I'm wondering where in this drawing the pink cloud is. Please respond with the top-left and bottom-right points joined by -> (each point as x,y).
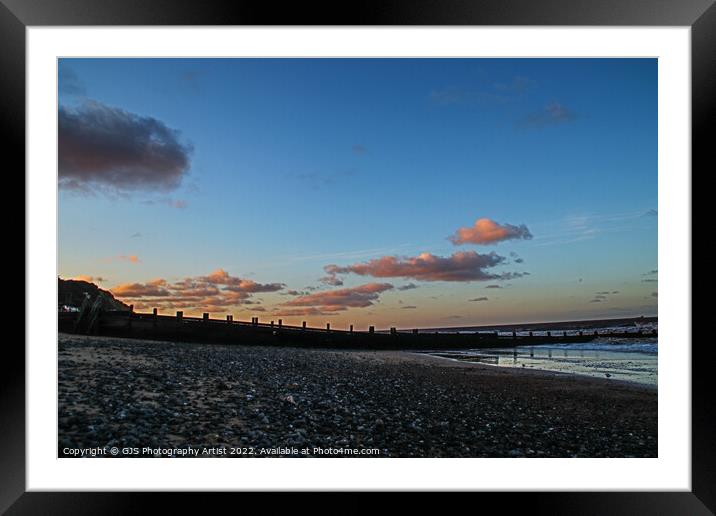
449,218 -> 532,245
111,269 -> 283,312
118,255 -> 141,264
325,251 -> 521,282
281,283 -> 394,313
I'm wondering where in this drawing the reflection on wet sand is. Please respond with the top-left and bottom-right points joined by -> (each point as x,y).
424,344 -> 657,386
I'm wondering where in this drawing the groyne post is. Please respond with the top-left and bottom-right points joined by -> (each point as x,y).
203,313 -> 209,322
349,324 -> 353,334
369,326 -> 375,334
326,323 -> 330,332
278,319 -> 282,328
302,321 -> 306,330
413,329 -> 418,334
176,311 -> 183,323
390,327 -> 397,335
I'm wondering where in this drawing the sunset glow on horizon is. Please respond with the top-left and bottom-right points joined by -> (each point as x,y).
58,58 -> 657,328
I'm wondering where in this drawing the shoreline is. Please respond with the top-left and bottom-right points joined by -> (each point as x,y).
58,333 -> 657,458
410,350 -> 658,390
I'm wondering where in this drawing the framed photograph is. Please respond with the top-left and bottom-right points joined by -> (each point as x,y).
7,0 -> 709,510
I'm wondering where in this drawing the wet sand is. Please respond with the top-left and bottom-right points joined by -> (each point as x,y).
58,333 -> 657,457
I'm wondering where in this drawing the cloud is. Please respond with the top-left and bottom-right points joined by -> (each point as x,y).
200,268 -> 284,292
652,292 -> 658,297
325,251 -> 526,283
522,101 -> 577,128
643,209 -> 658,217
397,283 -> 419,291
292,169 -> 356,191
112,280 -> 171,298
59,100 -> 192,194
352,144 -> 367,155
58,64 -> 86,96
111,269 -> 283,312
143,198 -> 188,209
589,299 -> 603,303
271,307 -> 337,317
71,275 -> 106,284
450,218 -> 532,245
281,283 -> 394,313
319,274 -> 344,287
494,76 -> 537,93
468,297 -> 489,302
642,279 -> 658,283
430,76 -> 534,107
119,255 -> 141,264
401,305 -> 417,309
643,269 -> 658,276
485,284 -> 502,289
130,232 -> 142,238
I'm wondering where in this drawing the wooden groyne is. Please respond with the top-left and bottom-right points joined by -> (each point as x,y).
58,305 -> 657,351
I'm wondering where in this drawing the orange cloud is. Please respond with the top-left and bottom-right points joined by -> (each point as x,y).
111,269 -> 284,313
280,283 -> 394,313
112,281 -> 171,298
71,275 -> 106,283
449,218 -> 532,245
118,255 -> 141,264
325,251 -> 523,282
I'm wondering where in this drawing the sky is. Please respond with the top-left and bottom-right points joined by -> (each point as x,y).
58,58 -> 658,328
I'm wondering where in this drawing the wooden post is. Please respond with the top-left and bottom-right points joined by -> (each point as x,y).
203,313 -> 209,322
152,307 -> 158,327
390,327 -> 397,335
270,321 -> 274,328
129,304 -> 134,314
579,330 -> 583,336
252,317 -> 258,326
369,326 -> 375,334
546,331 -> 551,337
350,324 -> 354,334
593,330 -> 598,336
227,315 -> 232,322
563,331 -> 567,337
512,331 -> 517,339
529,331 -> 533,337
412,329 -> 418,334
278,319 -> 282,328
302,321 -> 306,330
177,311 -> 183,322
326,323 -> 330,332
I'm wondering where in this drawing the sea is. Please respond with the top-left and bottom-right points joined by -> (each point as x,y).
421,322 -> 658,387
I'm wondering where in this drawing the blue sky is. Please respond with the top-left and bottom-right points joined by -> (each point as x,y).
58,58 -> 657,327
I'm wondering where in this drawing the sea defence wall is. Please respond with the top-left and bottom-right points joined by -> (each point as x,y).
59,306 -> 656,351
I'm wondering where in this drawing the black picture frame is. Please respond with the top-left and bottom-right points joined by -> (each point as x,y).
4,0 -> 709,511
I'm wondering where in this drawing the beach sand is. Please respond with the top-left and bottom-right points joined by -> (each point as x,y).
58,333 -> 657,457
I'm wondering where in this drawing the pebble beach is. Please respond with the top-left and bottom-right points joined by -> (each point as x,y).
58,333 -> 657,458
